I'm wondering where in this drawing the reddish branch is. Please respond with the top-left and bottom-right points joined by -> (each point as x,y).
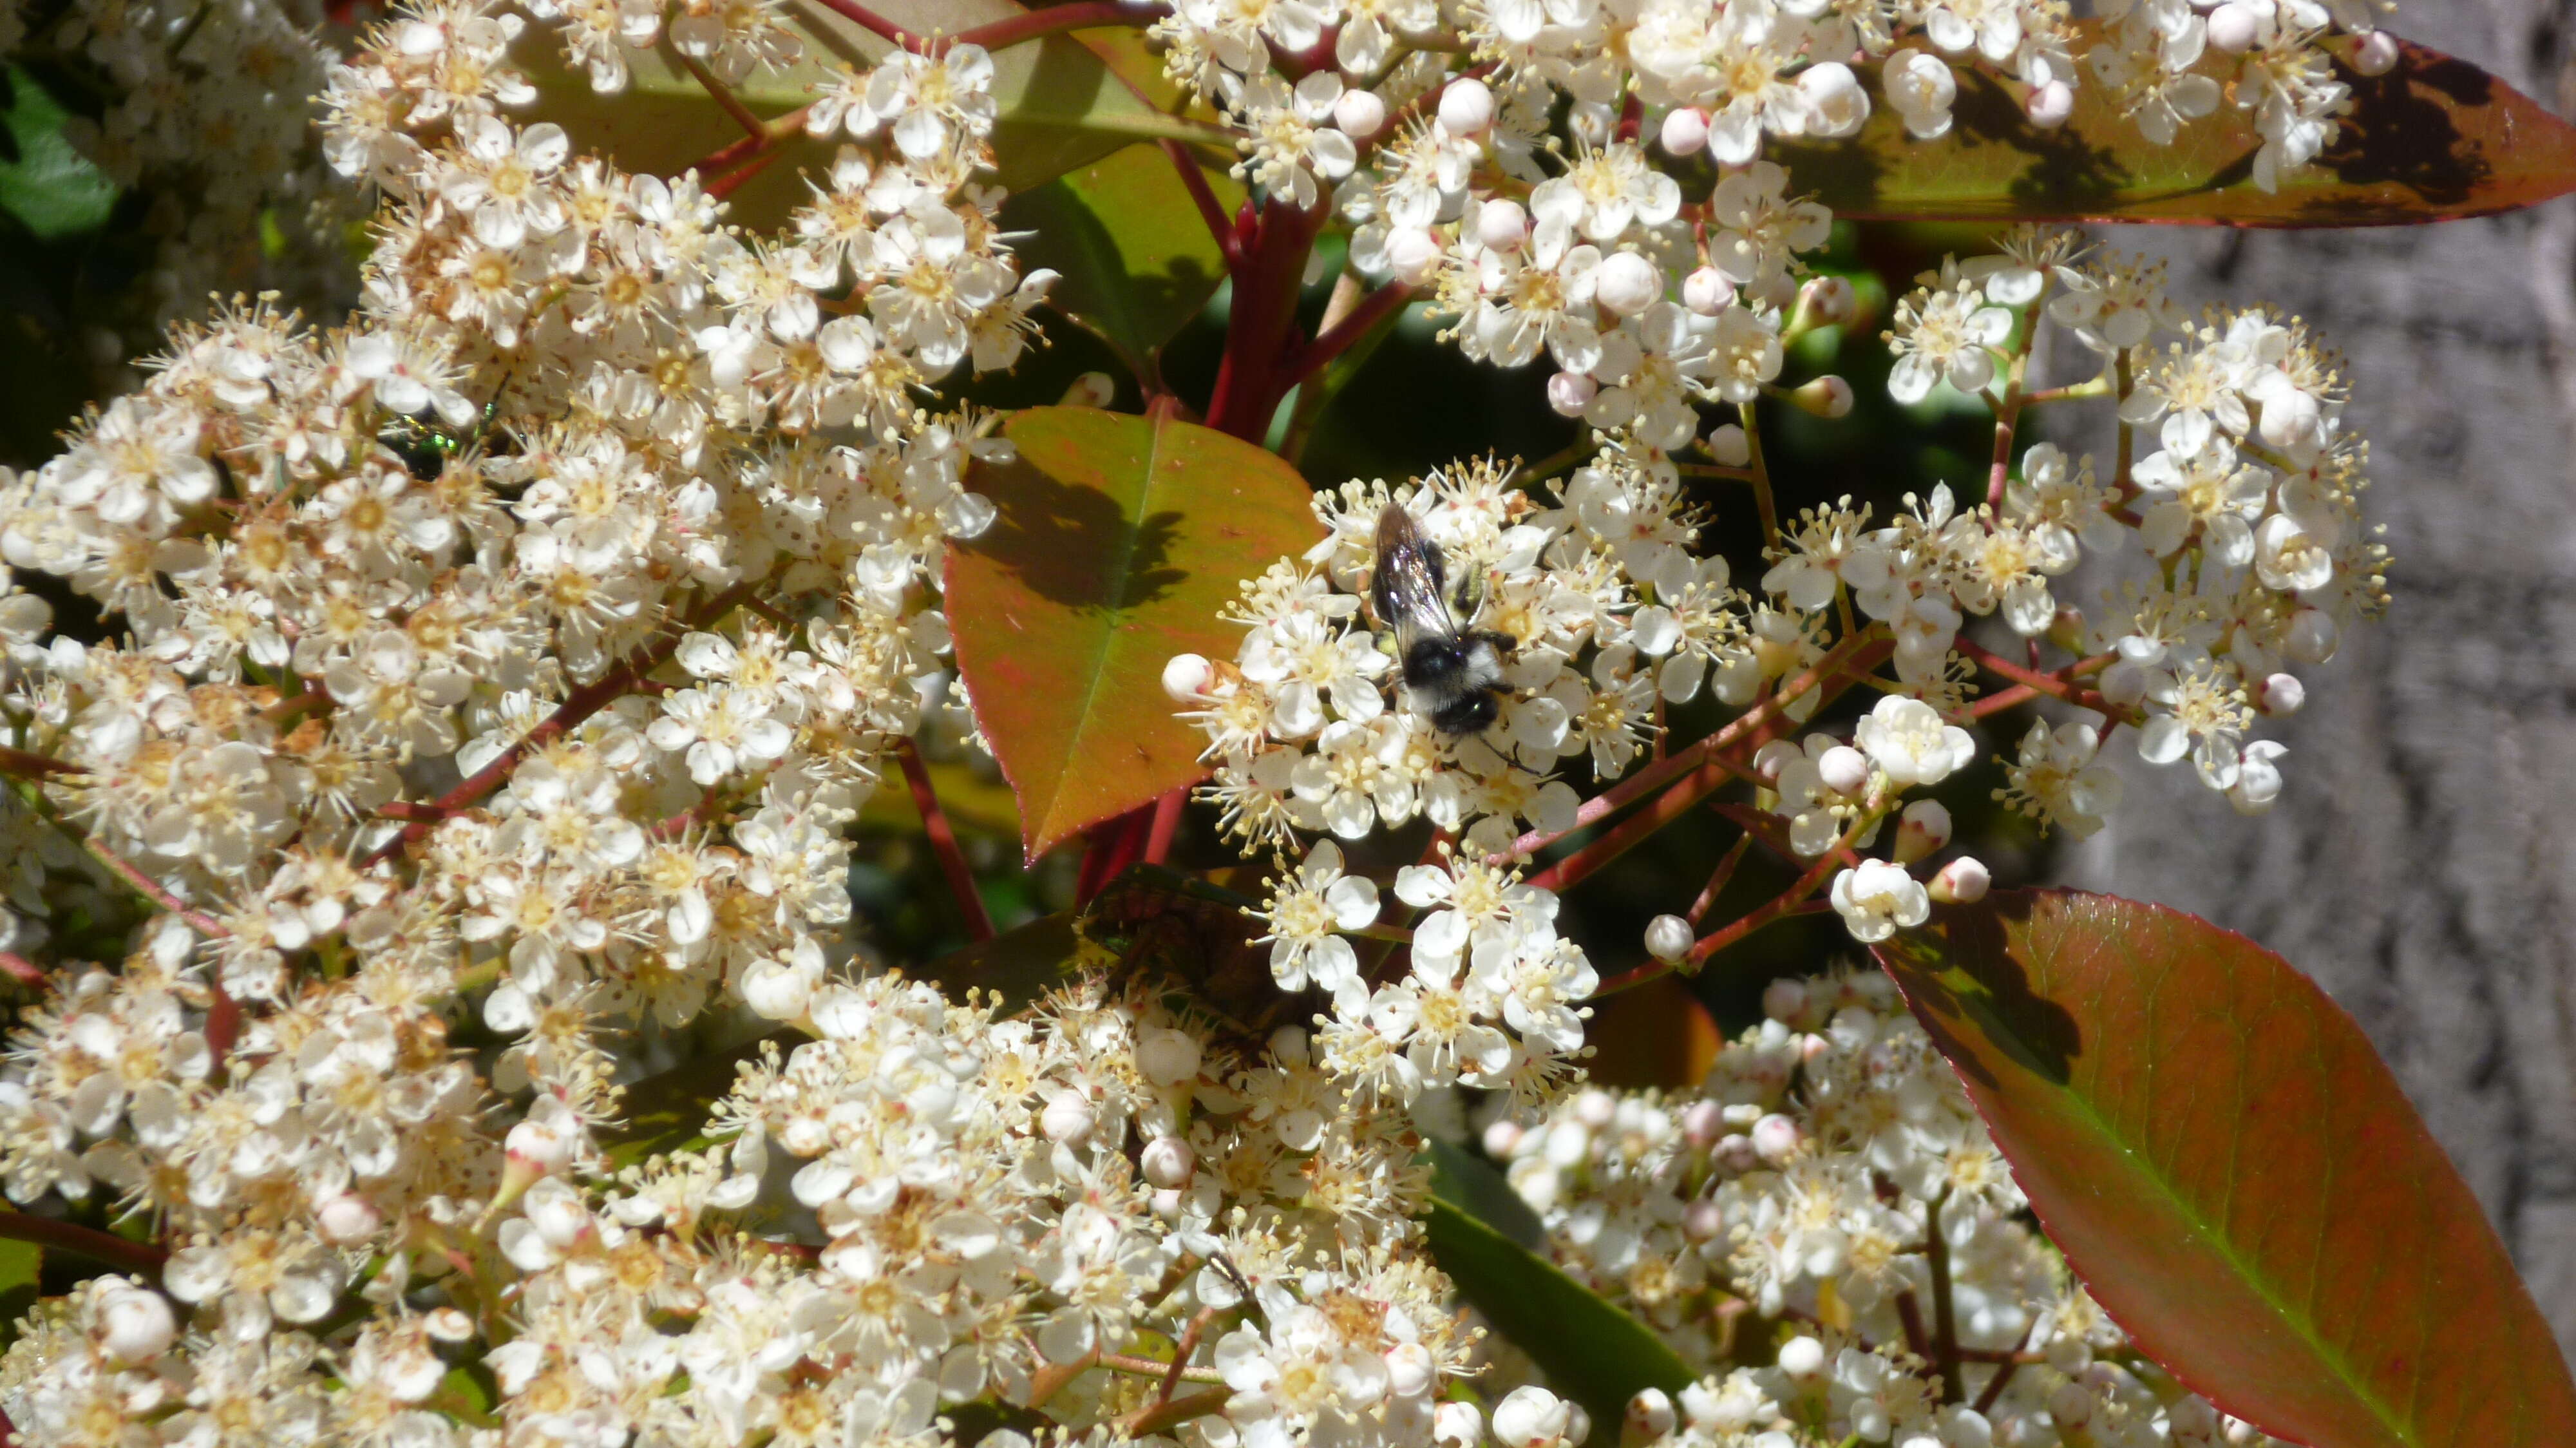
363,583 -> 755,867
1144,787 -> 1186,866
1162,138 -> 1241,263
1280,281 -> 1414,388
0,1210 -> 167,1276
1684,832 -> 1754,926
896,740 -> 994,942
0,745 -> 80,780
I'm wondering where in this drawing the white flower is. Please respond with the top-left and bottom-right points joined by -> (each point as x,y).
1249,841 -> 1381,999
1854,695 -> 1976,787
1830,860 -> 1932,944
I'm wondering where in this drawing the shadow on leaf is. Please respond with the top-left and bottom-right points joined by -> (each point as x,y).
1877,893 -> 2081,1090
963,455 -> 1187,614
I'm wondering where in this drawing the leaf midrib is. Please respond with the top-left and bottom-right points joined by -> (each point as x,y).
1039,414 -> 1170,838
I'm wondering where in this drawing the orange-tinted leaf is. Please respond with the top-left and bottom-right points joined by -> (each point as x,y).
1584,974 -> 1722,1089
1774,30 -> 2576,225
946,407 -> 1320,861
1004,144 -> 1242,379
1873,891 -> 2576,1448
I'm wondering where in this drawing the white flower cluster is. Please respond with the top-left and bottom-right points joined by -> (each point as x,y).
1489,968 -> 2289,1448
1253,841 -> 1597,1116
1171,458 -> 1737,859
5,0 -> 348,343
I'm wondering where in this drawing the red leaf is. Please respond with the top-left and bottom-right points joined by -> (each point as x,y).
945,407 -> 1321,862
1873,891 -> 2576,1448
1774,30 -> 2576,226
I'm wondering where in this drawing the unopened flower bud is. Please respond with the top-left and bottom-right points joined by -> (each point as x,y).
1059,371 -> 1115,408
1040,1093 -> 1096,1145
1751,1111 -> 1803,1163
1135,1025 -> 1202,1086
1795,275 -> 1855,329
2049,1384 -> 2096,1427
1493,1387 -> 1574,1448
1762,978 -> 1808,1024
1575,1089 -> 1616,1129
2354,29 -> 2401,76
1682,1195 -> 1727,1239
99,1286 -> 176,1364
1475,198 -> 1530,252
1680,1098 -> 1725,1148
1713,1133 -> 1759,1173
1625,1389 -> 1676,1448
1434,1401 -> 1485,1448
1437,78 -> 1494,137
1644,913 -> 1694,963
1595,251 -> 1662,316
1141,1134 -> 1195,1187
505,1114 -> 575,1177
1150,1186 -> 1184,1221
1161,651 -> 1214,703
1683,267 -> 1737,316
2257,672 -> 2306,716
2206,3 -> 2259,53
1752,738 -> 1801,783
1818,744 -> 1871,797
1895,799 -> 1953,864
317,1194 -> 383,1245
1333,86 -> 1388,139
1785,374 -> 1854,418
1776,1335 -> 1828,1377
1482,1117 -> 1524,1157
2286,607 -> 2339,663
1548,370 -> 1598,417
1659,106 -> 1709,157
1385,226 -> 1442,285
2027,79 -> 2075,128
1705,422 -> 1751,467
424,1308 -> 475,1342
1930,855 -> 1991,904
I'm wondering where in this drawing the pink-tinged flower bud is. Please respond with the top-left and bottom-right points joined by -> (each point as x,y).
1644,913 -> 1694,963
1682,1195 -> 1727,1239
1548,370 -> 1598,417
1475,198 -> 1530,252
424,1308 -> 475,1342
1818,745 -> 1871,796
1437,78 -> 1494,137
1930,855 -> 1991,905
1040,1093 -> 1095,1145
1659,106 -> 1709,157
1705,421 -> 1751,465
1762,977 -> 1808,1024
316,1194 -> 383,1245
1141,1134 -> 1195,1187
1895,799 -> 1953,864
1434,1401 -> 1485,1448
2257,672 -> 2305,716
1595,251 -> 1663,316
1713,1133 -> 1759,1174
1785,374 -> 1854,418
1776,1335 -> 1828,1377
505,1114 -> 574,1176
1150,1186 -> 1184,1220
1683,266 -> 1737,316
1333,86 -> 1388,139
1482,1118 -> 1524,1157
1385,226 -> 1442,285
1753,738 -> 1802,783
2049,1384 -> 2097,1427
1751,1111 -> 1802,1163
2354,30 -> 2401,76
1575,1089 -> 1616,1129
1059,371 -> 1116,408
1493,1387 -> 1575,1448
99,1286 -> 176,1364
1796,275 -> 1855,328
2027,79 -> 2075,128
1680,1098 -> 1725,1148
1135,1024 -> 1202,1085
1162,652 -> 1212,702
1624,1388 -> 1676,1448
2206,2 -> 2259,53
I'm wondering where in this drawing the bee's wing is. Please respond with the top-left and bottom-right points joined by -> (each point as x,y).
1370,505 -> 1457,660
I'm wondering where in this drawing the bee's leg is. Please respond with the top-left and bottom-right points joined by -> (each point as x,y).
1449,562 -> 1484,623
1469,627 -> 1517,658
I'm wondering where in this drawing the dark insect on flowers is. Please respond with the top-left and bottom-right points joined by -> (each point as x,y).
1370,502 -> 1514,736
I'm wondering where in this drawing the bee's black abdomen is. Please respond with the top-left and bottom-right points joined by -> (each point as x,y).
1432,691 -> 1499,735
1406,636 -> 1470,683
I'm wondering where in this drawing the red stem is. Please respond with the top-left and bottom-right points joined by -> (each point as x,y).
1524,754 -> 1745,894
79,834 -> 229,938
706,150 -> 784,200
1685,832 -> 1754,926
1203,198 -> 1325,440
1144,787 -> 1186,865
1492,633 -> 1894,865
0,951 -> 40,987
897,741 -> 994,942
0,1210 -> 167,1275
671,49 -> 768,140
1161,138 -> 1240,265
1278,281 -> 1414,390
1955,642 -> 2119,716
363,583 -> 755,867
0,745 -> 80,779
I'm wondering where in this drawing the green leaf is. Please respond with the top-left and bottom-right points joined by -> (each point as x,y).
1772,30 -> 2576,225
945,406 -> 1322,861
1003,144 -> 1239,381
0,66 -> 115,239
0,1236 -> 39,1352
919,908 -> 1083,1015
519,3 -> 1227,233
1871,891 -> 2576,1448
1427,1138 -> 1544,1250
1426,1192 -> 1692,1444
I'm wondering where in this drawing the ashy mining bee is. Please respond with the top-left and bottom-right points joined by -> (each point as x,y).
1370,502 -> 1515,736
